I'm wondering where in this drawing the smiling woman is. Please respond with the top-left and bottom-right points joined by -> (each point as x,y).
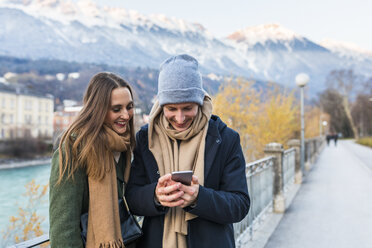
105,87 -> 134,135
49,72 -> 137,248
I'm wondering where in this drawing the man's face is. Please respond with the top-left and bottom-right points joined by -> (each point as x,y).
163,102 -> 199,131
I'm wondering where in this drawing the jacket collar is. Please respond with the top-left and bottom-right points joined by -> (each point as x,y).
204,116 -> 223,179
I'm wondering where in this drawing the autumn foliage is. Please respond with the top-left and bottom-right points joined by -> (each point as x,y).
305,106 -> 330,138
213,78 -> 299,161
1,180 -> 49,247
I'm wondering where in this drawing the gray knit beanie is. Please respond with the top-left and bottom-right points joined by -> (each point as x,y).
158,54 -> 205,106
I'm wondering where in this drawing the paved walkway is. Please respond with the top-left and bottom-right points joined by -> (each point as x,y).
265,140 -> 372,248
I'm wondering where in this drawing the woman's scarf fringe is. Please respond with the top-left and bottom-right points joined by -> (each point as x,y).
98,239 -> 125,248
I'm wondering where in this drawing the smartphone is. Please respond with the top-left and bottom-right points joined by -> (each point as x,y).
171,170 -> 193,186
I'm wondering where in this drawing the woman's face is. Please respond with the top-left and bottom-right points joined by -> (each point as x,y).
104,87 -> 134,135
163,102 -> 199,131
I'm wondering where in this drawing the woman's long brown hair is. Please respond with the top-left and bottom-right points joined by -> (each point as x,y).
57,72 -> 135,184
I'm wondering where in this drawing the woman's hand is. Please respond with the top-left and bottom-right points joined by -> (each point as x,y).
179,175 -> 199,208
155,174 -> 185,207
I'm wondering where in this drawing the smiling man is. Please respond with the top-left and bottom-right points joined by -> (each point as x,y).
126,54 -> 250,248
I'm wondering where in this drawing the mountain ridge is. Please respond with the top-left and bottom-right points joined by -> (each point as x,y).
0,0 -> 371,94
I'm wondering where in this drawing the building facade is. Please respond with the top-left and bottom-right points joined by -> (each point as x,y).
0,84 -> 54,140
53,106 -> 82,139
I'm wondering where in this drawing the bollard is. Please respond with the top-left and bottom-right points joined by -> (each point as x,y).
264,142 -> 285,213
288,139 -> 302,184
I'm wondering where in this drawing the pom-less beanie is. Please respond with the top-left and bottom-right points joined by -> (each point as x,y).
158,54 -> 205,106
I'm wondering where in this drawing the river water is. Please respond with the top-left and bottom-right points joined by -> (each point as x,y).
0,163 -> 51,237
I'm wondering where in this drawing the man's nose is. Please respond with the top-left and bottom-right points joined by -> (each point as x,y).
175,111 -> 185,123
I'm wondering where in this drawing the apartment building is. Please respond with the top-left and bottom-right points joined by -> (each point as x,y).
53,105 -> 82,138
0,83 -> 54,139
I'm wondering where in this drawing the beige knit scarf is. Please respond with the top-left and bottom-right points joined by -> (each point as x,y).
148,95 -> 213,248
86,125 -> 131,248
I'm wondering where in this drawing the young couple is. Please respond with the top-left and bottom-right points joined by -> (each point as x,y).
49,54 -> 250,248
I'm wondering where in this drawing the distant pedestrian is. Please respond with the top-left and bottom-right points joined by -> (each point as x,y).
333,133 -> 338,146
49,72 -> 136,247
326,134 -> 332,146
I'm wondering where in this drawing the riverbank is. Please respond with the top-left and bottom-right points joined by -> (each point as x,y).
0,157 -> 51,170
0,161 -> 51,244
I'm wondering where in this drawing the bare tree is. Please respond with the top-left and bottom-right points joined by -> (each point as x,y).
326,70 -> 359,139
319,89 -> 354,137
352,94 -> 372,137
352,78 -> 372,137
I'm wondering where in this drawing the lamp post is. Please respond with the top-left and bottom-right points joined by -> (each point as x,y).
322,121 -> 328,135
320,120 -> 327,136
296,73 -> 309,174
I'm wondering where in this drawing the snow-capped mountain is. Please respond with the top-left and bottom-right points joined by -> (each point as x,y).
227,24 -> 372,88
0,0 -> 259,79
320,39 -> 372,60
227,24 -> 304,47
0,0 -> 371,94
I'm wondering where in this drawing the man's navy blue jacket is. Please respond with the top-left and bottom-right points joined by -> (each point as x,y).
126,115 -> 250,248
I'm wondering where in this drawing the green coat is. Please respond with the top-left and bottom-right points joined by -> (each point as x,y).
49,149 -> 127,248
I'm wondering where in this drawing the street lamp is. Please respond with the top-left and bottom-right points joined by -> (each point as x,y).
296,73 -> 309,174
321,121 -> 328,135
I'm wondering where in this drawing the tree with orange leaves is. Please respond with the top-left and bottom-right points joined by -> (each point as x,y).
214,78 -> 299,161
1,180 -> 49,247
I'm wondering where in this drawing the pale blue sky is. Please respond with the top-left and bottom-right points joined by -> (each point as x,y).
92,0 -> 372,51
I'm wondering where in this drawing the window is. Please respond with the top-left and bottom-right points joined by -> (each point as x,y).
9,114 -> 13,124
10,99 -> 15,109
25,115 -> 32,124
24,99 -> 33,110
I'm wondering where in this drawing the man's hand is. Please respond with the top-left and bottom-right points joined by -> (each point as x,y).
155,174 -> 184,207
179,175 -> 200,208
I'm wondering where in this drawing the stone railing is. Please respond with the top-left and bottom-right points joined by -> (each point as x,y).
304,137 -> 325,171
9,137 -> 325,248
234,137 -> 325,247
7,234 -> 49,248
234,156 -> 275,245
283,148 -> 296,192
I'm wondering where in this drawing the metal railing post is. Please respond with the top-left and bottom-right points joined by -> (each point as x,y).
287,139 -> 301,184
